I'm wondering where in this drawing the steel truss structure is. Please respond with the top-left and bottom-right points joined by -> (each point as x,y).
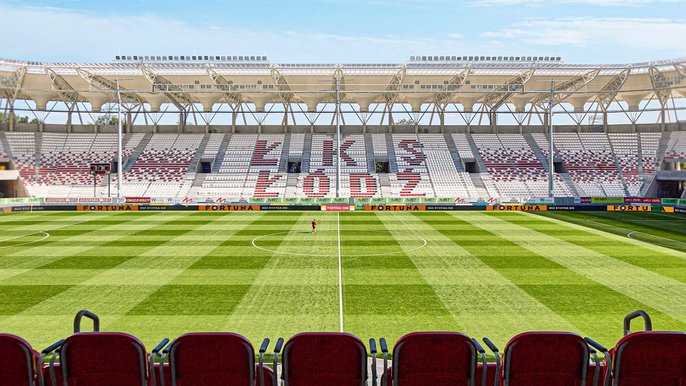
1,55 -> 686,199
1,56 -> 685,132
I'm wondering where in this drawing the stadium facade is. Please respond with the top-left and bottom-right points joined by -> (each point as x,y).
0,55 -> 685,201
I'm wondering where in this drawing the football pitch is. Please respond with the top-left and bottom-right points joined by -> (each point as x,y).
0,210 -> 684,352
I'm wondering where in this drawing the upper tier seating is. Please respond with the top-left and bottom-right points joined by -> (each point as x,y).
420,134 -> 477,198
609,133 -> 641,196
2,131 -> 677,200
544,133 -> 625,197
390,134 -> 434,197
200,134 -> 286,198
125,134 -> 202,198
475,134 -> 573,199
664,131 -> 686,161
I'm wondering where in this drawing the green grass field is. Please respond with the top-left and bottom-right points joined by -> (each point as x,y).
0,210 -> 684,353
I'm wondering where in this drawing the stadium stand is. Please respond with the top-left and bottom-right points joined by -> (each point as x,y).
7,310 -> 683,386
199,134 -> 286,199
475,133 -> 574,199
664,131 -> 686,161
0,131 -> 680,200
390,135 -> 435,197
544,133 -> 626,197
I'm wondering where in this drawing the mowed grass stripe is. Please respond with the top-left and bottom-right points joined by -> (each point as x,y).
223,212 -> 336,344
0,211 -> 218,347
0,211 -> 91,237
0,211 -> 162,269
536,211 -> 686,261
112,215 -> 261,314
531,211 -> 686,260
462,212 -> 686,330
2,212 -> 262,348
110,212 -> 265,345
388,212 -> 580,345
340,212 -> 454,344
420,211 -> 678,346
0,212 -> 176,284
507,212 -> 686,284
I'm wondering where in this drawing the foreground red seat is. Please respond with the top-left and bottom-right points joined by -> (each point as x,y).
60,332 -> 148,386
281,332 -> 367,386
0,334 -> 39,386
380,332 -> 479,386
502,332 -> 589,386
587,310 -> 686,386
167,332 -> 273,386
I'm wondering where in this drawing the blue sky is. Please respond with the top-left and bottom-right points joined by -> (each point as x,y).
0,0 -> 685,64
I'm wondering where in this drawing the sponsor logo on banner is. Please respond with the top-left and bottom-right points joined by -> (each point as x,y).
525,197 -> 555,205
607,205 -> 653,212
425,205 -> 457,211
365,204 -> 426,211
125,197 -> 151,204
322,204 -> 353,212
68,198 -> 114,204
625,197 -> 662,204
548,206 -> 577,211
44,198 -> 69,203
591,197 -> 625,204
198,205 -> 260,211
0,198 -> 43,205
486,205 -> 548,211
77,205 -> 138,211
152,197 -> 181,205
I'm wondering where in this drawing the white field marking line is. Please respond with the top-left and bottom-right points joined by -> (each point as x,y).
584,219 -> 686,248
0,231 -> 50,249
0,219 -> 93,249
250,230 -> 428,257
337,212 -> 344,333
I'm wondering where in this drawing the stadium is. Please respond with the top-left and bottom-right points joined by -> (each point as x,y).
0,1 -> 685,385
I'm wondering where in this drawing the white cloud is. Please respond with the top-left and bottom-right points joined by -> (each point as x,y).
474,0 -> 684,5
0,3 -> 467,63
0,3 -> 683,65
482,17 -> 686,54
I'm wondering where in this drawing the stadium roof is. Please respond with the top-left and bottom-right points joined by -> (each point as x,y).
1,56 -> 685,114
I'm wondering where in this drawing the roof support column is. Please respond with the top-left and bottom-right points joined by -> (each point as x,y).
490,111 -> 497,133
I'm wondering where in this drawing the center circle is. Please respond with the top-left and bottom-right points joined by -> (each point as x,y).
251,230 -> 428,257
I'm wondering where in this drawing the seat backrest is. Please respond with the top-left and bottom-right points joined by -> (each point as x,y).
613,331 -> 686,386
503,332 -> 588,386
256,364 -> 274,386
282,332 -> 367,386
61,332 -> 147,386
0,334 -> 36,386
169,333 -> 254,386
392,332 -> 477,386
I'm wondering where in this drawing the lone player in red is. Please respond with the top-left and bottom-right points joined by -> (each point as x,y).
311,219 -> 317,233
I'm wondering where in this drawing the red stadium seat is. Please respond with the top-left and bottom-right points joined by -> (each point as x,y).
380,332 -> 478,386
167,332 -> 272,386
586,310 -> 686,386
0,333 -> 39,386
502,332 -> 589,386
281,332 -> 367,386
611,331 -> 686,386
60,332 -> 148,386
